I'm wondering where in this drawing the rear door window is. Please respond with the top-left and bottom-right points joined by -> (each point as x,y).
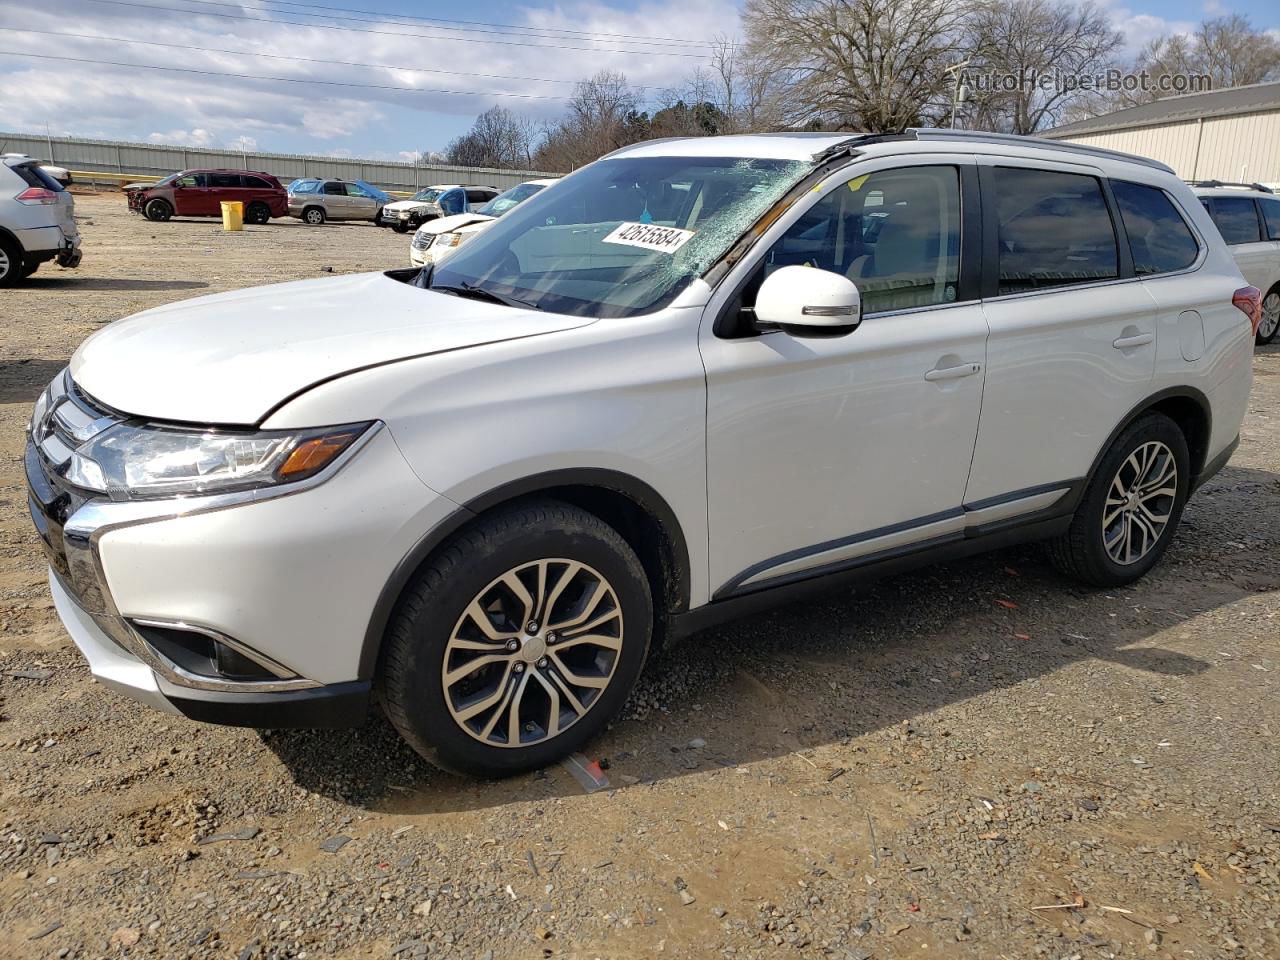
1259,197 -> 1280,241
323,182 -> 346,195
992,167 -> 1118,294
1211,197 -> 1263,244
1111,181 -> 1200,276
208,173 -> 240,188
243,175 -> 271,189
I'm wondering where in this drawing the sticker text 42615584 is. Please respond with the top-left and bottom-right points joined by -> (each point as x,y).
601,221 -> 696,254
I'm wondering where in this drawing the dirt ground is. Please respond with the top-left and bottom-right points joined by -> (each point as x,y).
1,192 -> 1278,960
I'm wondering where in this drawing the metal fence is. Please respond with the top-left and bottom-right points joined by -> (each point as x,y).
0,131 -> 558,193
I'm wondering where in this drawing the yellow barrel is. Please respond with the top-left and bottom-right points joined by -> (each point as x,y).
220,201 -> 244,231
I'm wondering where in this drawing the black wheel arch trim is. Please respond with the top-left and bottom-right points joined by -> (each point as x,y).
1084,385 -> 1213,487
358,468 -> 691,680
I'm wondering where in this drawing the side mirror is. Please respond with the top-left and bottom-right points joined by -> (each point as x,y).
754,265 -> 862,337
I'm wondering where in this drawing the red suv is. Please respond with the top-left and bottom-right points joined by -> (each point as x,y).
125,169 -> 288,224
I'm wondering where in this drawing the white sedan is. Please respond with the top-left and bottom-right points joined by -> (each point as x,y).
410,179 -> 557,267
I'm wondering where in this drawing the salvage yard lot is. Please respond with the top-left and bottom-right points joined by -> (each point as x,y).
1,191 -> 1278,960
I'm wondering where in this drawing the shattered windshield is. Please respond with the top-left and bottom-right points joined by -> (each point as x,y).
430,156 -> 809,318
411,188 -> 445,202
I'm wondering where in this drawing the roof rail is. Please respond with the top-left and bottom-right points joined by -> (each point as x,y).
908,128 -> 1176,174
1186,179 -> 1273,194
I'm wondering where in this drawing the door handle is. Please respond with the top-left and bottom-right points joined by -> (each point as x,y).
1112,333 -> 1153,349
924,362 -> 982,382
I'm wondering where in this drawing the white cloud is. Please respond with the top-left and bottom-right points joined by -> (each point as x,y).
147,128 -> 215,147
0,0 -> 738,154
1095,1 -> 1197,57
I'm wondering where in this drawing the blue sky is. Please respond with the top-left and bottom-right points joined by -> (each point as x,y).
0,0 -> 1276,160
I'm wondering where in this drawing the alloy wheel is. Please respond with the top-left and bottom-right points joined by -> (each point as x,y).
0,246 -> 10,280
1102,440 -> 1178,565
1261,292 -> 1280,340
442,559 -> 623,748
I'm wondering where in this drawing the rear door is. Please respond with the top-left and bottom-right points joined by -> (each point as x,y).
205,172 -> 242,216
344,182 -> 378,220
1208,195 -> 1271,289
322,181 -> 349,218
967,160 -> 1158,504
242,174 -> 275,211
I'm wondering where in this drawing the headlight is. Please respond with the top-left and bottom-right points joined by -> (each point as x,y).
65,421 -> 374,499
438,233 -> 464,248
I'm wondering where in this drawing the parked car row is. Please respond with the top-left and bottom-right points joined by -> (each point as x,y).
409,179 -> 557,266
379,184 -> 501,232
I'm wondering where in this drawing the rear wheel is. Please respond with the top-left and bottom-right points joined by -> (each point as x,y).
0,236 -> 23,287
392,221 -> 410,234
1048,412 -> 1189,587
21,261 -> 38,279
1257,284 -> 1280,346
245,201 -> 271,225
143,198 -> 172,222
380,500 -> 652,778
302,206 -> 325,225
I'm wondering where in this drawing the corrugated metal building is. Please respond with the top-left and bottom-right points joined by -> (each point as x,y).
1042,81 -> 1280,187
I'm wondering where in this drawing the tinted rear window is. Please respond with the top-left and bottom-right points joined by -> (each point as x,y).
208,173 -> 240,188
1211,197 -> 1262,244
243,175 -> 270,189
1111,181 -> 1199,276
1260,197 -> 1280,241
10,162 -> 65,192
993,167 -> 1118,294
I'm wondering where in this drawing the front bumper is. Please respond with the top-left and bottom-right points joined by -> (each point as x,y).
25,379 -> 453,726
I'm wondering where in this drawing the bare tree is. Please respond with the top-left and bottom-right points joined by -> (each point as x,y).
959,0 -> 1122,134
741,0 -> 970,132
444,106 -> 538,169
534,71 -> 648,171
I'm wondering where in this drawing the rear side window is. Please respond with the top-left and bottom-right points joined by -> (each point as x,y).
208,173 -> 240,188
243,175 -> 270,189
993,167 -> 1118,294
1211,197 -> 1262,244
323,182 -> 345,195
11,162 -> 65,192
293,181 -> 318,194
1260,197 -> 1280,241
1111,181 -> 1199,276
466,189 -> 492,204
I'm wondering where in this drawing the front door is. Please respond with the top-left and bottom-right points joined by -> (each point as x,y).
700,159 -> 989,597
170,172 -> 209,216
345,183 -> 378,220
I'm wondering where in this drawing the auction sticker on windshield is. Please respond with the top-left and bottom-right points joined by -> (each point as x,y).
602,222 -> 695,254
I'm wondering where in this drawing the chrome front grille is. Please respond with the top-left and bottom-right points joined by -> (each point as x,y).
411,233 -> 434,250
32,372 -> 122,471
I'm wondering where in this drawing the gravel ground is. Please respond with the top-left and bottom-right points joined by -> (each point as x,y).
1,192 -> 1278,960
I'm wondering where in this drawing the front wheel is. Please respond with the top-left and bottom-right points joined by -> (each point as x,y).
143,198 -> 172,222
1257,284 -> 1280,346
380,501 -> 653,778
1048,412 -> 1190,587
392,221 -> 410,234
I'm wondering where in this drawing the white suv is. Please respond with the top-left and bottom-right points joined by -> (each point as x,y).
1189,181 -> 1280,344
27,131 -> 1256,776
0,155 -> 81,285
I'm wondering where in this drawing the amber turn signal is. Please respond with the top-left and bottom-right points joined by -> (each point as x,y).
277,430 -> 362,481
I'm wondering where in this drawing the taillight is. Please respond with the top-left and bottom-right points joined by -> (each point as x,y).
1232,285 -> 1262,335
15,187 -> 59,205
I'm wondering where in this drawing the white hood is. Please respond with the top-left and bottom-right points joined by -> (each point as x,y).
383,199 -> 434,212
71,272 -> 592,425
420,212 -> 495,236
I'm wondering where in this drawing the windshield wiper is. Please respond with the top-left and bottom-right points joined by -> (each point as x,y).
430,281 -> 540,311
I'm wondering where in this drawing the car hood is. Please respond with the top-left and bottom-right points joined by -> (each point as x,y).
122,182 -> 152,191
70,272 -> 594,425
421,213 -> 495,236
384,199 -> 433,212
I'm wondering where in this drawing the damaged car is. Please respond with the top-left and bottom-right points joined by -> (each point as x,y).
409,178 -> 557,267
379,184 -> 499,233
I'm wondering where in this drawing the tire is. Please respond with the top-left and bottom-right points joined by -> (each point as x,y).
0,235 -> 23,287
1257,284 -> 1280,346
380,500 -> 653,778
245,202 -> 271,225
302,206 -> 326,225
1048,412 -> 1190,587
21,261 -> 38,279
143,198 -> 172,222
392,221 -> 410,234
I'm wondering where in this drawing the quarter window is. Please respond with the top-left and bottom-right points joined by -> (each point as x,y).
1211,197 -> 1262,244
1259,197 -> 1280,241
322,182 -> 345,195
993,167 -> 1118,294
1111,181 -> 1199,276
208,173 -> 240,188
764,165 -> 961,314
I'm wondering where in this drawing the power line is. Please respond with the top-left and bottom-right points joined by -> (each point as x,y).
0,27 -> 628,88
170,0 -> 713,48
239,0 -> 717,46
0,50 -> 574,99
83,0 -> 713,57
